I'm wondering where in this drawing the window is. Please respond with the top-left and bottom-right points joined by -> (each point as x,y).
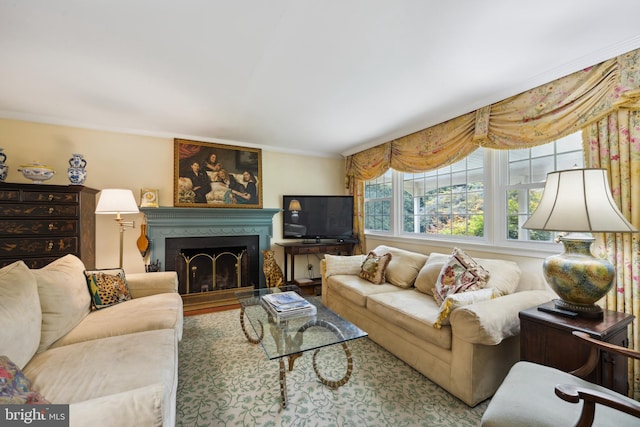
364,169 -> 392,232
364,132 -> 583,247
401,148 -> 484,238
505,133 -> 584,242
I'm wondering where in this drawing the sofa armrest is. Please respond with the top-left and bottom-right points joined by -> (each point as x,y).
126,272 -> 178,299
449,290 -> 555,345
69,384 -> 164,427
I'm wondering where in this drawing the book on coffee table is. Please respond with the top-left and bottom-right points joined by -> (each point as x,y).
261,291 -> 316,322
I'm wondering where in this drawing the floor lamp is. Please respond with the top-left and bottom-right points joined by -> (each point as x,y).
522,168 -> 638,318
95,189 -> 139,269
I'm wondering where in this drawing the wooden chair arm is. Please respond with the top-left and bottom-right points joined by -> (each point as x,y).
572,331 -> 640,360
555,384 -> 640,427
568,331 -> 639,379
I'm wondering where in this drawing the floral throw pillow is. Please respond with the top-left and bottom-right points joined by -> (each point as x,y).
84,268 -> 132,310
0,355 -> 50,404
433,248 -> 490,306
359,251 -> 392,284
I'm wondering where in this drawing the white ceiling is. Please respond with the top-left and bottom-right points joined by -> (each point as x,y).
2,1 -> 640,158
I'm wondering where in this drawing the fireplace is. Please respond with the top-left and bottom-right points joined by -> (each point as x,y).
141,207 -> 279,310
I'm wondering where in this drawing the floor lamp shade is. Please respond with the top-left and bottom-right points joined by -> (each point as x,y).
95,189 -> 140,215
523,168 -> 638,317
95,189 -> 139,268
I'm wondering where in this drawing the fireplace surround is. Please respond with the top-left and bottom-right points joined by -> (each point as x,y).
141,207 -> 279,309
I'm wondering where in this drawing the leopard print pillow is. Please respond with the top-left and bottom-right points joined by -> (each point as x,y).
84,269 -> 132,310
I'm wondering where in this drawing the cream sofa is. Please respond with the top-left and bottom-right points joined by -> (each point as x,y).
321,245 -> 555,407
0,254 -> 183,427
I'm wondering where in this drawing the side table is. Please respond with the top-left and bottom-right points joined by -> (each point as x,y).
276,241 -> 354,295
519,301 -> 634,395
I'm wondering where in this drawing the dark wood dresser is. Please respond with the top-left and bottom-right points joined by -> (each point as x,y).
0,183 -> 99,269
519,301 -> 634,395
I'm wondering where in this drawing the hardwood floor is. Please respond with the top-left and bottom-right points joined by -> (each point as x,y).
184,303 -> 240,317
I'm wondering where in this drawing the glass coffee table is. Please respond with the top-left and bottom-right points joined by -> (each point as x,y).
235,285 -> 368,408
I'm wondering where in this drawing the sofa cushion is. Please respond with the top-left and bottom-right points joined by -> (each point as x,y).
372,245 -> 428,289
49,293 -> 184,348
0,261 -> 42,368
433,248 -> 489,305
327,275 -> 398,307
24,329 -> 177,411
359,251 -> 392,284
478,258 -> 521,296
434,288 -> 497,329
324,254 -> 367,277
366,289 -> 452,350
414,253 -> 450,295
32,254 -> 91,353
84,268 -> 132,309
0,355 -> 50,404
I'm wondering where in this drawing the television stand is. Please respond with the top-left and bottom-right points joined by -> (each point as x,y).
276,241 -> 355,294
302,238 -> 322,244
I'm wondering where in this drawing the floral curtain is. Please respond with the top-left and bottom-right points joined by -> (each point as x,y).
584,110 -> 640,399
346,48 -> 640,395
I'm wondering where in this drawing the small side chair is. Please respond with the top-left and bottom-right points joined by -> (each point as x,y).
481,330 -> 640,427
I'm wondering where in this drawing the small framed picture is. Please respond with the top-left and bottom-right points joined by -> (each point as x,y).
140,188 -> 159,208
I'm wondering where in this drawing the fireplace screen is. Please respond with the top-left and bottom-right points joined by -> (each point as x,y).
175,246 -> 249,294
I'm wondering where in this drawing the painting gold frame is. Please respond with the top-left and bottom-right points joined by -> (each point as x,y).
174,138 -> 262,208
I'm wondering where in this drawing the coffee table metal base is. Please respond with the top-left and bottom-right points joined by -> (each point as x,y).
240,308 -> 354,408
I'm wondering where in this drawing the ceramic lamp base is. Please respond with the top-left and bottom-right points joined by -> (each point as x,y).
543,233 -> 613,320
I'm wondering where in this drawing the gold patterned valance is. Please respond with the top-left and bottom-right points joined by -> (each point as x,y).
346,47 -> 640,185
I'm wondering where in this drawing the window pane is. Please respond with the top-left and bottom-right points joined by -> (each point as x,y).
399,148 -> 485,239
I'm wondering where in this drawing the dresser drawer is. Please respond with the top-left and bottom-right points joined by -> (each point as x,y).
0,189 -> 20,201
0,204 -> 78,217
0,236 -> 78,258
0,220 -> 78,236
22,190 -> 79,203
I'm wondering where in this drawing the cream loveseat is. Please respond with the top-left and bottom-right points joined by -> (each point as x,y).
0,254 -> 183,427
321,245 -> 555,406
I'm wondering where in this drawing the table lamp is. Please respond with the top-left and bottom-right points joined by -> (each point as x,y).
95,189 -> 139,268
522,168 -> 638,318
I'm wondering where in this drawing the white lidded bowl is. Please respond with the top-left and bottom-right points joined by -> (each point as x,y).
18,162 -> 55,183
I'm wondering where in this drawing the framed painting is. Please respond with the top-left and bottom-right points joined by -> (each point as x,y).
174,138 -> 262,208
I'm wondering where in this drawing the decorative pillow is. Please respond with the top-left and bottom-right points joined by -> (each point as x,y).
0,355 -> 50,404
359,251 -> 392,284
32,254 -> 91,353
0,261 -> 42,369
433,248 -> 490,306
414,253 -> 450,295
84,269 -> 132,310
324,254 -> 367,277
372,245 -> 428,289
433,288 -> 496,329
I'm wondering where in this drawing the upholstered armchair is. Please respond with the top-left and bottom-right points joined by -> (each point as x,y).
481,331 -> 640,427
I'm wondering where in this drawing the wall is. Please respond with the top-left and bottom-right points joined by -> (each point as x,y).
0,118 -> 346,276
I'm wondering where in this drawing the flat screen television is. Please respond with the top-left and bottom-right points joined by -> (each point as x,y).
283,195 -> 355,242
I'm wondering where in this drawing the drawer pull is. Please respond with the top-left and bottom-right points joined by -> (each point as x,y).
48,223 -> 54,231
48,207 -> 54,214
46,241 -> 54,251
48,194 -> 54,201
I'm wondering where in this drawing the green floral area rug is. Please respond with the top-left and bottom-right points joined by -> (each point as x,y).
177,309 -> 488,426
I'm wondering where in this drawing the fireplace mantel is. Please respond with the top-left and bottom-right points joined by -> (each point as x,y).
141,207 -> 279,287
